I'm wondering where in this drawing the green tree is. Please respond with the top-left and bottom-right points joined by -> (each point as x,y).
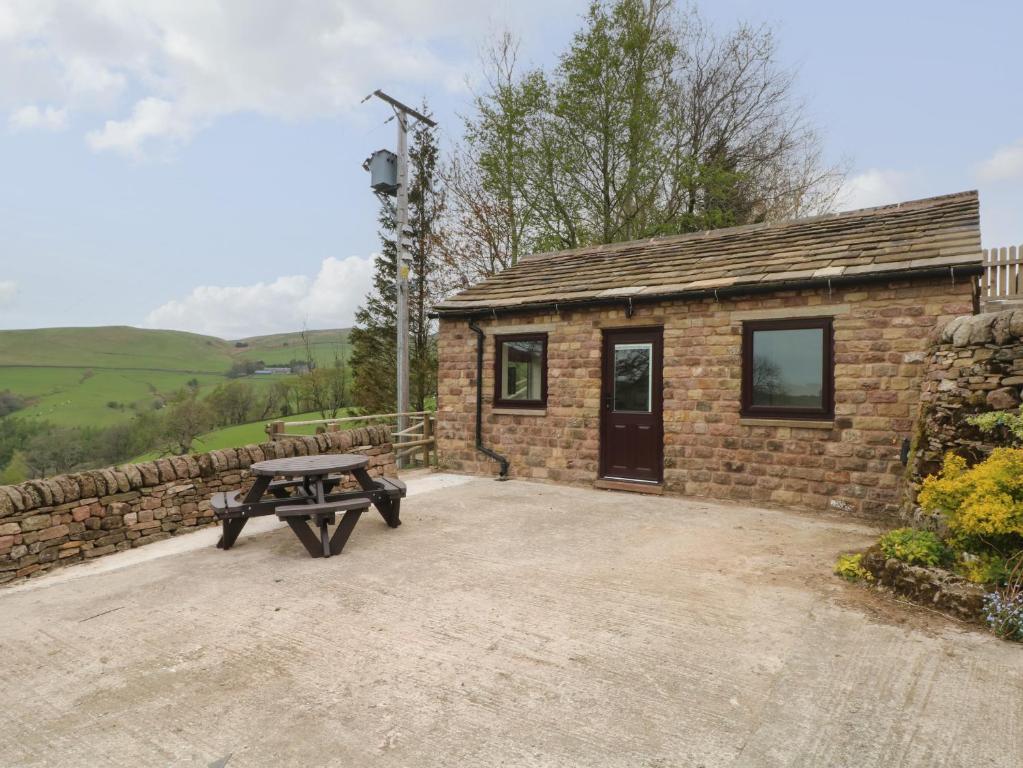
349,206 -> 397,413
95,412 -> 163,465
0,450 -> 29,484
24,427 -> 92,478
542,0 -> 678,245
161,389 -> 213,455
0,417 -> 49,472
261,379 -> 298,419
297,351 -> 348,419
447,0 -> 843,270
207,380 -> 257,426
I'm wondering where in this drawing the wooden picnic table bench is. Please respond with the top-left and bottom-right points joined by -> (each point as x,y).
210,454 -> 406,558
277,497 -> 371,558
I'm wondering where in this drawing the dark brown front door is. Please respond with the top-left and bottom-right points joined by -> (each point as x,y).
600,327 -> 663,483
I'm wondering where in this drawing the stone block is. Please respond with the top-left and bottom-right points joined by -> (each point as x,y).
20,514 -> 52,532
36,525 -> 69,542
987,386 -> 1020,410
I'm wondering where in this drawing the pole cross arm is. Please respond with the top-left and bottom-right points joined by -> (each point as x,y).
371,90 -> 437,127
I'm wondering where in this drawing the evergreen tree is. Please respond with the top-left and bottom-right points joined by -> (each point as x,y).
349,205 -> 397,413
350,103 -> 443,413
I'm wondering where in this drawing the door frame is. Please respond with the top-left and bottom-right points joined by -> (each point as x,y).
598,326 -> 664,483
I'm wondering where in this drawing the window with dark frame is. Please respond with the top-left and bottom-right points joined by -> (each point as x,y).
741,317 -> 834,419
494,333 -> 548,409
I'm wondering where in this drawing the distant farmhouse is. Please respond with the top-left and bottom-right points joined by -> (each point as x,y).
432,191 -> 983,519
253,367 -> 294,375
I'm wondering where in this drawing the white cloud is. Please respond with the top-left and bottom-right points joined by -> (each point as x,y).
143,255 -> 376,338
87,97 -> 194,157
8,104 -> 67,131
977,138 -> 1023,183
0,280 -> 17,307
836,169 -> 911,211
0,0 -> 563,157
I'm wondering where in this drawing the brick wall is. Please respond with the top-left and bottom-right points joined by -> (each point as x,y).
0,426 -> 396,585
437,276 -> 973,519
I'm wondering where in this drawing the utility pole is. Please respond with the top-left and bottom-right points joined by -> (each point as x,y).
362,90 -> 436,466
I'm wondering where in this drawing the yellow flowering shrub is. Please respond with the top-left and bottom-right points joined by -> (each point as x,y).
834,553 -> 872,582
918,448 -> 1023,542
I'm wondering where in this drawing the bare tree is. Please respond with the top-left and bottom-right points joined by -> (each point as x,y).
298,331 -> 349,419
439,32 -> 545,288
751,355 -> 782,402
669,14 -> 844,225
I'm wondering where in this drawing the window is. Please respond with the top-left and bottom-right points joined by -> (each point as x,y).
613,343 -> 652,412
741,318 -> 834,419
494,333 -> 547,408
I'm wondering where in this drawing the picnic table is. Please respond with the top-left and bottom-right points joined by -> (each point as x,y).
211,454 -> 405,558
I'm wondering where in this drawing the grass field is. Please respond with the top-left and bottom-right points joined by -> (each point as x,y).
0,326 -> 350,429
232,329 -> 350,367
129,409 -> 357,461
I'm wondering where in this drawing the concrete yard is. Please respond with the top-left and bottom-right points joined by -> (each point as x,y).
1,475 -> 1020,767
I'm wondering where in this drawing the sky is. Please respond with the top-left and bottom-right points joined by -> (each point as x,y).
0,0 -> 1020,337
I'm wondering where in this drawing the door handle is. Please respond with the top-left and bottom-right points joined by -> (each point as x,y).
604,394 -> 612,411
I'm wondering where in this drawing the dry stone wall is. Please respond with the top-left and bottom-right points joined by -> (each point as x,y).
0,426 -> 396,586
910,309 -> 1023,490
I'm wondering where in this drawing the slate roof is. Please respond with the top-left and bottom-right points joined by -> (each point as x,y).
433,191 -> 982,316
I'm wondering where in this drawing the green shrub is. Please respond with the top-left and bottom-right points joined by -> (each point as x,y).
957,552 -> 1011,585
968,408 -> 1023,445
834,553 -> 871,582
878,528 -> 947,567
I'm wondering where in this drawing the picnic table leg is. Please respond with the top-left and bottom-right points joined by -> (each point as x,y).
242,475 -> 272,504
318,516 -> 331,558
217,517 -> 248,550
352,468 -> 401,528
283,517 -> 324,558
328,509 -> 364,555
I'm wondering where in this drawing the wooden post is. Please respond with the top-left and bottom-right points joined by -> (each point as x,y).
423,413 -> 434,467
268,421 -> 285,441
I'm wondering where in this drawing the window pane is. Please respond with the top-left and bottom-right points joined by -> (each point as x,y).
614,343 -> 651,412
500,340 -> 543,401
751,328 -> 823,408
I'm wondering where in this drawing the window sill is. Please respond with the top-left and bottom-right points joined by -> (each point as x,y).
492,407 -> 547,417
739,417 -> 835,430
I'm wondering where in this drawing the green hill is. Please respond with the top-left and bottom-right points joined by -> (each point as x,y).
0,326 -> 350,429
232,328 -> 350,367
0,326 -> 233,371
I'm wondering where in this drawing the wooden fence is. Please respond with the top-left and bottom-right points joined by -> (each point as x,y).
267,411 -> 435,469
981,245 -> 1023,309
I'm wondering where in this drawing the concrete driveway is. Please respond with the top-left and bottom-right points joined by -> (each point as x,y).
1,475 -> 1020,767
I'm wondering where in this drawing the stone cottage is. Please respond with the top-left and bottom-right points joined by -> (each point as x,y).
432,191 -> 982,517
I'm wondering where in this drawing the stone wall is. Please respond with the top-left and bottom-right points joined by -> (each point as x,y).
860,548 -> 986,622
0,426 -> 396,586
437,275 -> 973,519
909,309 -> 1023,490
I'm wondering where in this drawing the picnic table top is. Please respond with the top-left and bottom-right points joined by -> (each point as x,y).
250,454 -> 369,477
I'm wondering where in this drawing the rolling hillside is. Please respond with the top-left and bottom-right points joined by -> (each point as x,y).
232,328 -> 350,366
0,326 -> 349,428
